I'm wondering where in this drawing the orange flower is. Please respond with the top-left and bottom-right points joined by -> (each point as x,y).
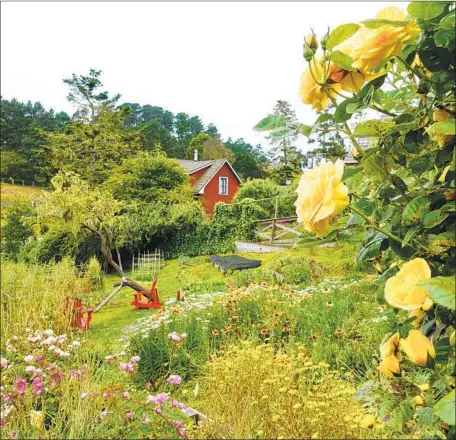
211,329 -> 219,336
261,329 -> 270,335
335,328 -> 344,334
326,301 -> 334,308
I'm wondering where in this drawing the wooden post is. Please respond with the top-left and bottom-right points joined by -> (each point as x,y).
270,195 -> 279,244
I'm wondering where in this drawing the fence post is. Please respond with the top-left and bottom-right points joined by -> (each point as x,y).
270,196 -> 279,244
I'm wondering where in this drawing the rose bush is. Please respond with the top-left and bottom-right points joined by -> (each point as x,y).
256,2 -> 455,438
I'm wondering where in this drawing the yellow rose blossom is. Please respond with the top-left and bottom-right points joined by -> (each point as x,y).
399,330 -> 435,367
418,383 -> 429,391
409,308 -> 425,328
344,7 -> 420,76
299,59 -> 341,112
413,395 -> 424,405
380,332 -> 400,358
384,258 -> 433,310
295,158 -> 349,237
378,355 -> 401,378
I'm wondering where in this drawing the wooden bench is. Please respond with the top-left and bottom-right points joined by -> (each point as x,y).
65,297 -> 94,332
131,278 -> 162,310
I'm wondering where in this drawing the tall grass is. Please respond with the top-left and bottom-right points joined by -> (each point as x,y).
1,257 -> 104,342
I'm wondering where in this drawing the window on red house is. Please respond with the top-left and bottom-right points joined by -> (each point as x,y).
219,177 -> 228,195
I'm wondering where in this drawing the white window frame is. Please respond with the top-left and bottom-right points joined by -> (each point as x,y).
219,176 -> 228,195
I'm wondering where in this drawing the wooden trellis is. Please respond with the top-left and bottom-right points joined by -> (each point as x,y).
255,216 -> 302,245
131,249 -> 165,282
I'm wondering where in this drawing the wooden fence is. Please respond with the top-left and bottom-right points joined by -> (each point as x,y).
254,216 -> 302,245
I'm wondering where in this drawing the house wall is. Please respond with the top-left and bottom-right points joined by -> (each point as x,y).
200,163 -> 240,214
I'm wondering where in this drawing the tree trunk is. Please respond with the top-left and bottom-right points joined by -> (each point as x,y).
82,223 -> 147,292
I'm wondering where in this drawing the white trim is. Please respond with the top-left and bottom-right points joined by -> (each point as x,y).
219,176 -> 228,195
197,159 -> 242,195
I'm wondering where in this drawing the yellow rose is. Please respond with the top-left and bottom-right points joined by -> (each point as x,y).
384,258 -> 433,310
359,414 -> 376,429
378,355 -> 401,378
380,332 -> 400,358
409,308 -> 425,328
399,329 -> 435,367
300,59 -> 343,112
413,395 -> 424,405
343,7 -> 420,76
30,410 -> 45,432
295,158 -> 349,237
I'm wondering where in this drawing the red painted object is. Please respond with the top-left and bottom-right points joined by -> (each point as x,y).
131,278 -> 162,310
178,159 -> 241,214
65,297 -> 94,332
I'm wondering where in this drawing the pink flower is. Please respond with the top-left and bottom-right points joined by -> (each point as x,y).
35,355 -> 44,362
130,356 -> 140,365
69,370 -> 79,379
167,375 -> 182,385
168,332 -> 181,342
173,420 -> 184,428
103,391 -> 114,399
122,392 -> 130,399
142,417 -> 151,424
146,392 -> 168,405
100,410 -> 108,420
119,362 -> 134,373
25,366 -> 36,375
9,431 -> 18,439
170,400 -> 186,409
80,392 -> 88,399
105,355 -> 114,362
24,355 -> 34,363
126,411 -> 134,419
0,358 -> 7,369
146,382 -> 153,390
154,407 -> 162,414
0,418 -> 4,426
31,376 -> 44,395
178,428 -> 187,437
14,378 -> 27,395
92,391 -> 100,398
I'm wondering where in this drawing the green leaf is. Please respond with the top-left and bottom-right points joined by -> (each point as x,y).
404,130 -> 429,153
402,196 -> 430,226
407,2 -> 447,20
315,113 -> 333,125
435,28 -> 455,50
334,98 -> 364,124
431,71 -> 455,95
434,390 -> 455,426
326,24 -> 360,50
296,124 -> 312,136
352,199 -> 375,216
362,151 -> 390,184
427,232 -> 456,253
422,210 -> 449,228
434,337 -> 452,363
361,18 -> 410,29
253,116 -> 286,132
429,121 -> 456,136
354,119 -> 396,137
410,156 -> 432,175
402,226 -> 419,248
417,277 -> 455,310
268,126 -> 293,139
342,166 -> 362,180
356,233 -> 386,262
330,51 -> 356,71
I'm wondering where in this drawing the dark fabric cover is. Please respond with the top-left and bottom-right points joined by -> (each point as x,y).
208,255 -> 261,273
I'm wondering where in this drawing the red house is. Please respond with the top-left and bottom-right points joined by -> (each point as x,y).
177,158 -> 241,214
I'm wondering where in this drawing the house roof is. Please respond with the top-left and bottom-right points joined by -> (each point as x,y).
177,158 -> 241,194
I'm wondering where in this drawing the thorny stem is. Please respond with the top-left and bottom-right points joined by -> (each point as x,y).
348,204 -> 417,252
397,56 -> 425,81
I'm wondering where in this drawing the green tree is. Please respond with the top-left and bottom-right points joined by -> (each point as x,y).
0,98 -> 70,181
141,119 -> 181,158
64,69 -> 120,122
1,202 -> 34,260
103,154 -> 193,203
174,113 -> 204,152
43,107 -> 141,185
233,150 -> 263,180
141,105 -> 174,131
206,123 -> 219,137
186,133 -> 211,159
201,137 -> 234,161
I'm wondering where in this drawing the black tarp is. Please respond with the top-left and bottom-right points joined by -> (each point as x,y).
208,255 -> 261,273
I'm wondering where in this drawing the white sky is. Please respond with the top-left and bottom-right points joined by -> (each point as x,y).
1,2 -> 405,153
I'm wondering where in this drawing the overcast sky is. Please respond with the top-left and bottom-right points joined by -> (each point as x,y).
1,2 -> 405,153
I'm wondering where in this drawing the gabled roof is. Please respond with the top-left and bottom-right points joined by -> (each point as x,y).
177,158 -> 241,194
177,160 -> 215,174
